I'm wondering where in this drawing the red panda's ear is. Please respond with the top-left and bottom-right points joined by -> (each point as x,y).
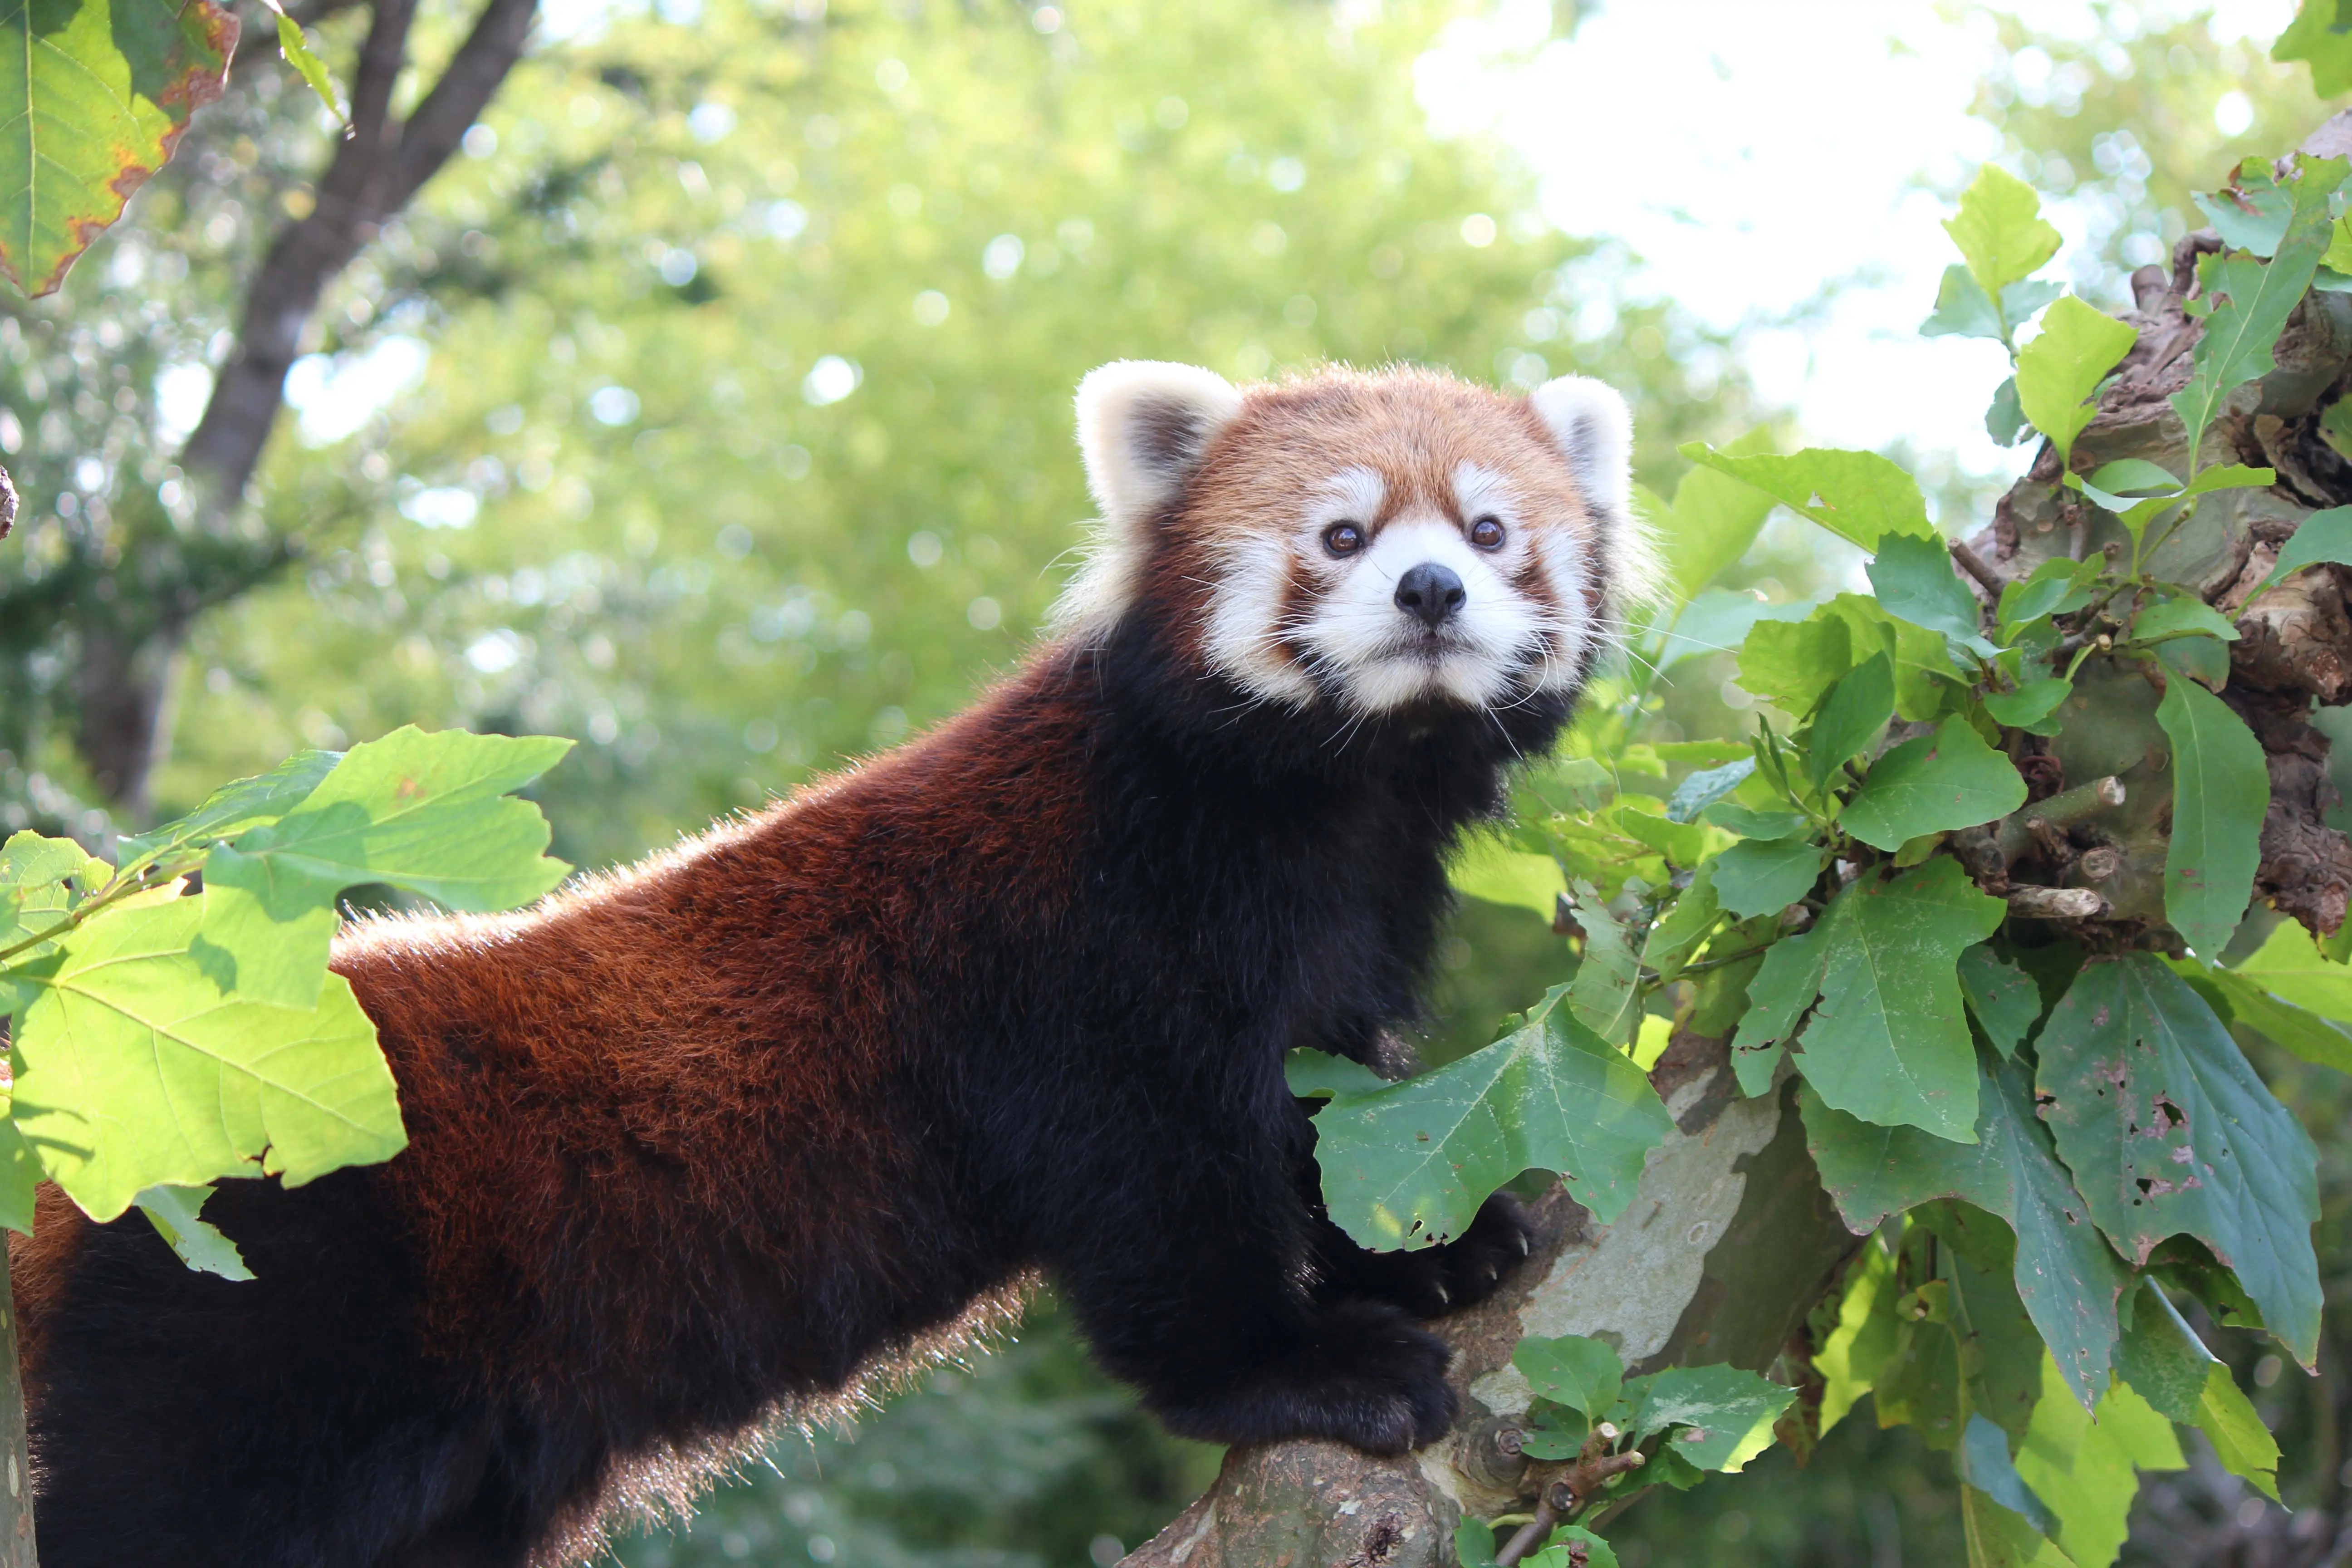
1527,376 -> 1633,519
1074,362 -> 1244,525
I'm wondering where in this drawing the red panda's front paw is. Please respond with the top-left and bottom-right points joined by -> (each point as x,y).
1151,1302 -> 1458,1455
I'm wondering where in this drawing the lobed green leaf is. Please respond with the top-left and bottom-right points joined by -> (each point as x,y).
1679,444 -> 1933,553
1307,989 -> 1672,1248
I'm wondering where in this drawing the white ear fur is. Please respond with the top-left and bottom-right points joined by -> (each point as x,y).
1074,361 -> 1244,524
1528,375 -> 1633,518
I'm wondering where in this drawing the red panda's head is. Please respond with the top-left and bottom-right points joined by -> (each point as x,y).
1055,363 -> 1651,722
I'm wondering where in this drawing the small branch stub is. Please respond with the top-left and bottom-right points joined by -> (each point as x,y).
2007,886 -> 2108,919
0,464 -> 16,540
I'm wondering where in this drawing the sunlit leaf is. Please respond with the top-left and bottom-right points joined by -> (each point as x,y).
0,0 -> 237,295
1679,443 -> 1934,552
1450,834 -> 1566,921
2014,296 -> 2137,467
2274,0 -> 2352,98
1815,1240 -> 1900,1433
1619,1363 -> 1796,1471
1944,164 -> 2062,303
2014,1353 -> 2180,1568
2114,1284 -> 2278,1501
1736,613 -> 1855,714
9,888 -> 407,1222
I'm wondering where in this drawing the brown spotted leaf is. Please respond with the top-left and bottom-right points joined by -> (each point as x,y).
0,0 -> 239,297
2035,955 -> 2320,1365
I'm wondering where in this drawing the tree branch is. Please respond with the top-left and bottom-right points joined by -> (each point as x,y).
1122,1037 -> 1856,1568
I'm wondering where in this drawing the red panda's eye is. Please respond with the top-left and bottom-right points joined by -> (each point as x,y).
1323,522 -> 1364,557
1470,517 -> 1506,549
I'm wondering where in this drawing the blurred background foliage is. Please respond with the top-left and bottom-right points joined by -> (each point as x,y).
3,0 -> 2344,1563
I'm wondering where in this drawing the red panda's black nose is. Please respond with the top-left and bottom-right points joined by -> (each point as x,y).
1394,562 -> 1466,630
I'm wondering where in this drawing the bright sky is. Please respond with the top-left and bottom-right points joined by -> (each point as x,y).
1416,0 -> 2297,502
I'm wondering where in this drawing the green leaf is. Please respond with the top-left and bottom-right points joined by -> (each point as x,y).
1815,1240 -> 1900,1433
8,888 -> 407,1222
1960,1482 -> 2078,1568
114,748 -> 339,878
1960,945 -> 2042,1058
1308,988 -> 1672,1247
1643,864 -> 1721,985
1795,858 -> 2004,1142
199,727 -> 574,1006
1619,1363 -> 1796,1470
0,0 -> 237,295
2117,1284 -> 2279,1501
2035,956 -> 2321,1366
0,830 -> 113,972
1805,1051 -> 2133,1405
2083,459 -> 2184,498
2171,160 -> 2349,454
133,1182 -> 254,1282
2014,1352 -> 2182,1568
1666,757 -> 1754,823
1678,444 -> 1934,552
0,1119 -> 38,1235
1808,652 -> 1896,787
1925,263 -> 2005,340
1709,837 -> 1823,921
1945,164 -> 2062,302
1736,614 -> 1855,715
1701,801 -> 1807,840
1454,1519 -> 1501,1568
1868,533 -> 1992,652
2274,0 -> 2352,98
2153,677 -> 2268,960
1960,1413 -> 2059,1538
1565,882 -> 1640,1046
2014,297 -> 2138,466
1823,594 -> 1975,720
2131,593 -> 2240,647
1841,717 -> 2029,852
1729,920 -> 1828,1096
1282,1048 -> 1390,1101
253,0 -> 345,123
1450,834 -> 1566,921
1514,1333 -> 1624,1418
2254,503 -> 2352,596
1985,679 -> 2073,735
1528,1529 -> 1620,1568
1646,431 -> 1779,604
1998,559 -> 2098,635
2192,159 -> 2295,258
2194,962 -> 2352,1072
2234,918 -> 2352,1019
2153,635 -> 2230,692
1988,376 -> 2029,446
206,726 -> 573,916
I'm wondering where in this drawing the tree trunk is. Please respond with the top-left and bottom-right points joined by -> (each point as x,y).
1122,1035 -> 1857,1568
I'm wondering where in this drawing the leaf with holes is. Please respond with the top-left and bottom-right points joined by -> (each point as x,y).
1803,1051 -> 2133,1406
2034,955 -> 2321,1365
0,0 -> 239,296
1306,986 -> 1671,1249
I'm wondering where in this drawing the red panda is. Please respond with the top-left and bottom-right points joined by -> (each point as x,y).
15,361 -> 1644,1568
